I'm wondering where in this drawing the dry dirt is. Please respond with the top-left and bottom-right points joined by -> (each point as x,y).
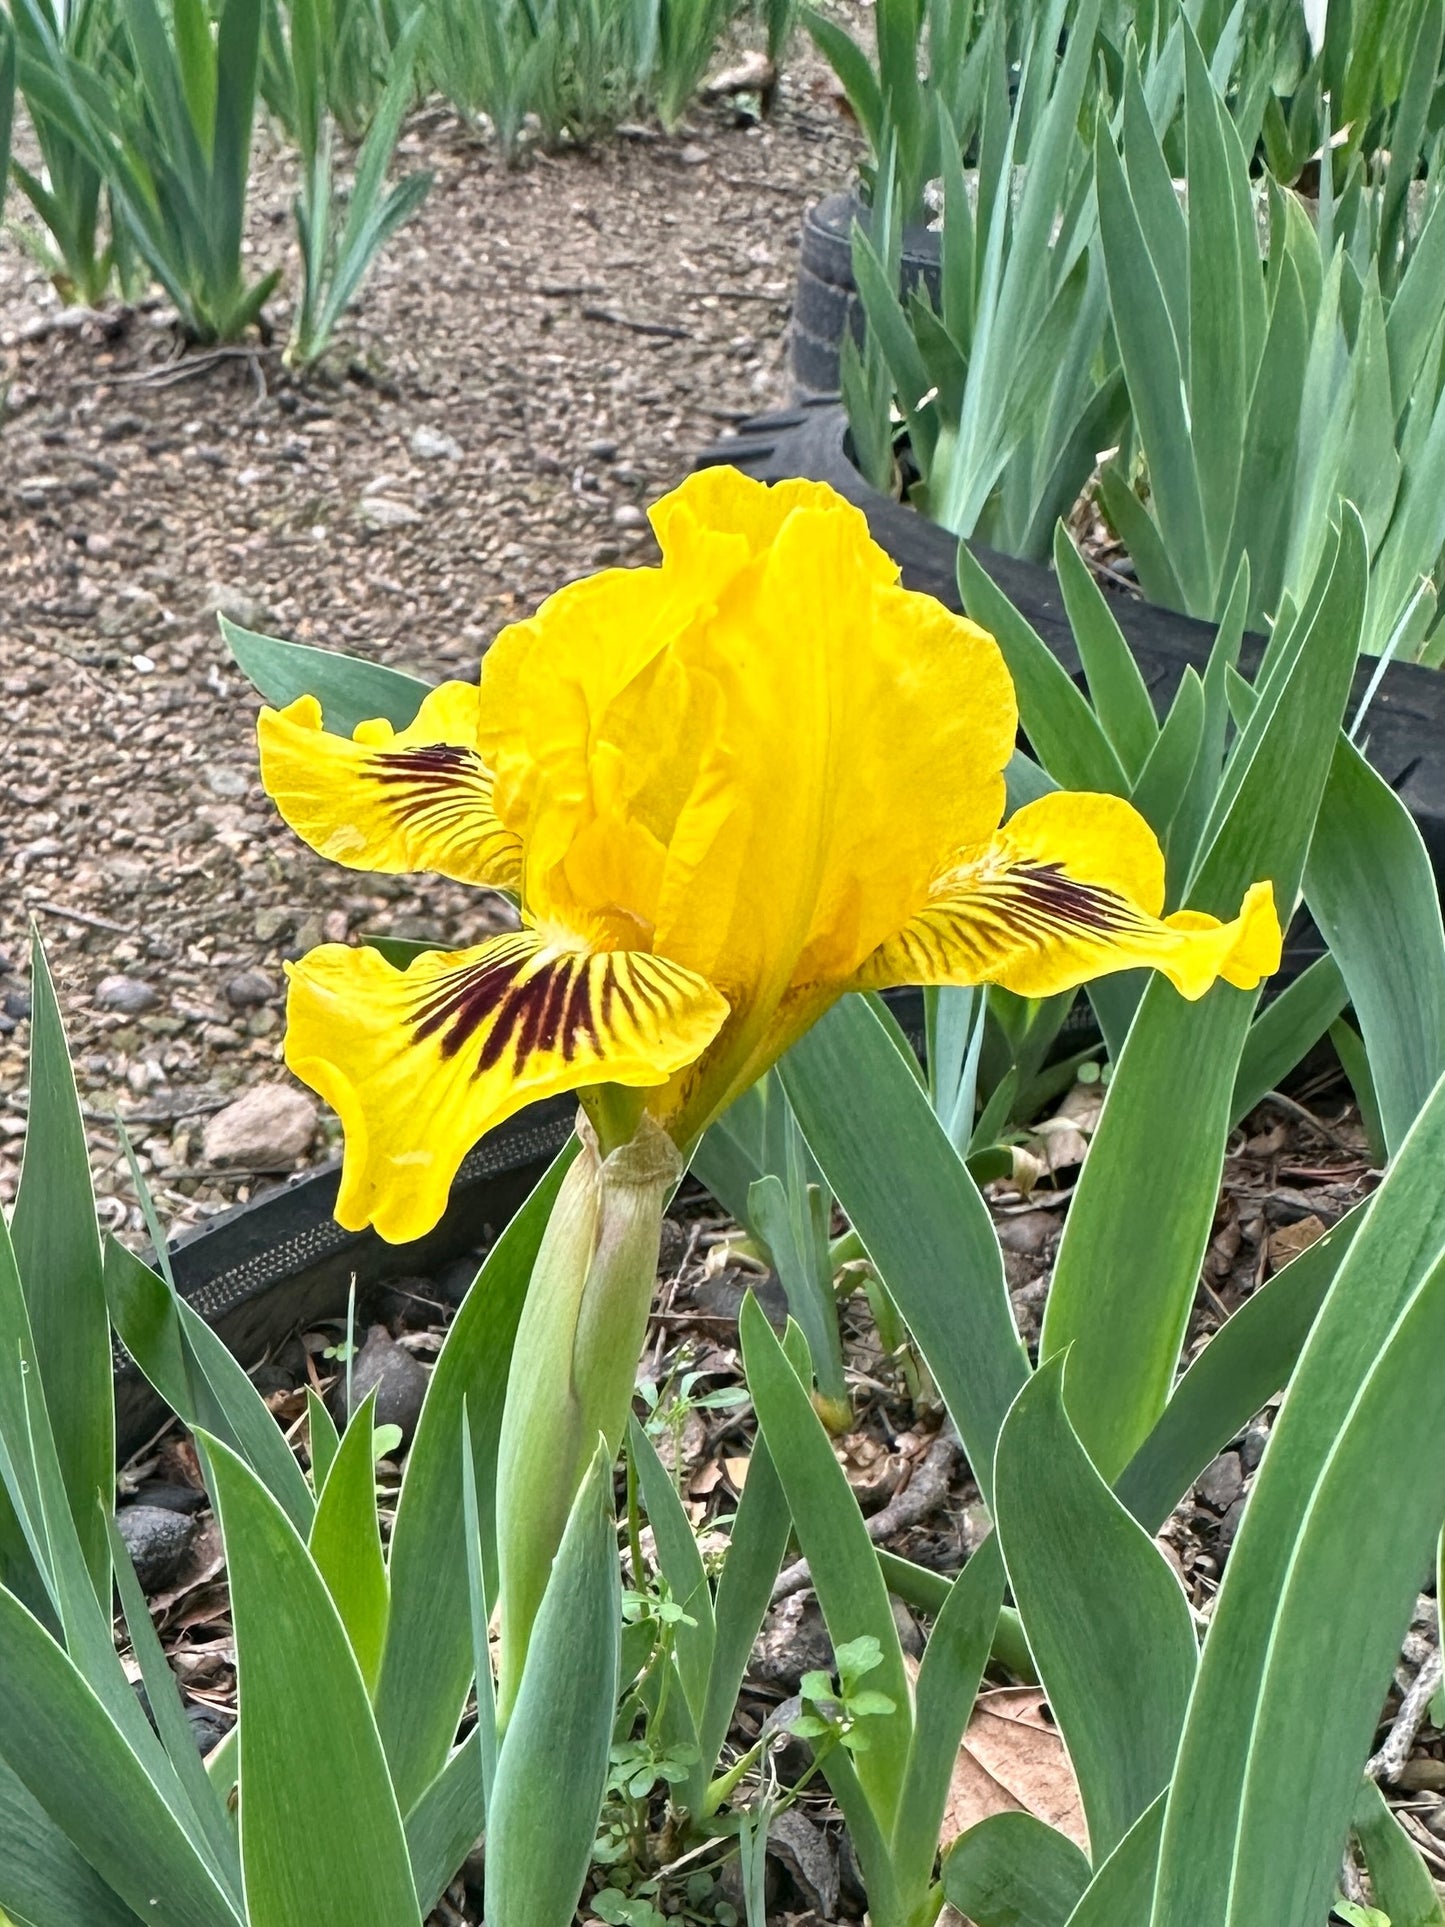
0,42 -> 862,1241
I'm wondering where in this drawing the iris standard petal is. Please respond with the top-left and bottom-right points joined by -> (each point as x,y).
858,791 -> 1282,1002
646,493 -> 1017,1136
258,683 -> 522,891
284,935 -> 729,1242
647,467 -> 895,580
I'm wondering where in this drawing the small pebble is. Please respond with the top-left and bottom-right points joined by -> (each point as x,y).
1197,1450 -> 1245,1513
186,1703 -> 234,1756
409,426 -> 462,461
612,503 -> 646,530
432,1252 -> 484,1306
253,908 -> 292,942
343,1325 -> 430,1449
1217,1496 -> 1248,1552
130,1481 -> 208,1515
224,968 -> 278,1009
116,1504 -> 197,1593
360,495 -> 423,528
95,975 -> 161,1015
205,767 -> 250,800
203,583 -> 272,630
202,1084 -> 319,1168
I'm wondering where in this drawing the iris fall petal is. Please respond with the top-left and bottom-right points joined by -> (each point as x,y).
858,791 -> 1282,1002
258,683 -> 523,891
284,934 -> 728,1242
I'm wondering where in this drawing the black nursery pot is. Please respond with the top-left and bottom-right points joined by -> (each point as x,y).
792,191 -> 942,397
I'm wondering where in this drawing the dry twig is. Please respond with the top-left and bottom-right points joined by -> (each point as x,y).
29,900 -> 134,935
771,1431 -> 960,1602
580,303 -> 691,340
1369,1649 -> 1444,1783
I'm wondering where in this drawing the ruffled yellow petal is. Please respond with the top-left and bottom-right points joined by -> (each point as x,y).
858,791 -> 1282,1003
647,467 -> 896,588
258,683 -> 522,891
477,566 -> 711,873
284,934 -> 729,1242
475,467 -> 1019,1139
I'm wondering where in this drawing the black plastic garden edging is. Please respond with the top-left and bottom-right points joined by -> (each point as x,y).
116,1099 -> 574,1454
694,398 -> 1445,889
117,989 -> 932,1452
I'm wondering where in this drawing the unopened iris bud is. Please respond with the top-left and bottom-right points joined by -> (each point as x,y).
493,1108 -> 681,1722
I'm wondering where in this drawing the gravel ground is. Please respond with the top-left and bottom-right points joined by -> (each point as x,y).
0,36 -> 863,1241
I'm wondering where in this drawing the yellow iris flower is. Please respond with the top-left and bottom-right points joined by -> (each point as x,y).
258,466 -> 1280,1245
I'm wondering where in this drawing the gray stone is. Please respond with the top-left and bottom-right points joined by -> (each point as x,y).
995,1208 -> 1058,1255
96,588 -> 162,636
201,582 -> 272,632
204,766 -> 250,800
344,1325 -> 430,1450
359,495 -> 422,529
131,1481 -> 207,1515
433,1252 -> 484,1306
409,426 -> 462,462
117,1504 -> 197,1593
679,143 -> 708,166
252,907 -> 292,943
1197,1450 -> 1245,1513
202,1083 -> 318,1168
1218,1496 -> 1248,1552
1240,1422 -> 1270,1472
186,1703 -> 234,1756
224,968 -> 278,1010
612,502 -> 647,530
95,975 -> 161,1015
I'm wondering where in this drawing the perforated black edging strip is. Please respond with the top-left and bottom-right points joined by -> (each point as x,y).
696,400 -> 1445,886
118,993 -> 930,1455
116,1098 -> 576,1453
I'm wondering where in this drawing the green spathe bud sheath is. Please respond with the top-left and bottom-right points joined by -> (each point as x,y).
494,1108 -> 681,1723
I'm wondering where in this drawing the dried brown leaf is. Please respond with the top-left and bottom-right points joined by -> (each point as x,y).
942,1686 -> 1089,1854
1268,1213 -> 1327,1269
